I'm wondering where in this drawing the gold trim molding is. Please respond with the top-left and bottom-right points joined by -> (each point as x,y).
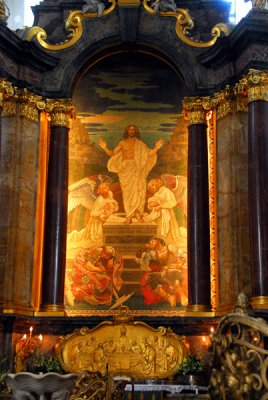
143,0 -> 229,48
25,1 -> 116,51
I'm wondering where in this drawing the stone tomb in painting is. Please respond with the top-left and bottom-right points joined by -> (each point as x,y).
103,218 -> 157,295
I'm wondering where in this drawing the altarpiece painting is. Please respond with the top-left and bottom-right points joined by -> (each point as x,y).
64,54 -> 188,315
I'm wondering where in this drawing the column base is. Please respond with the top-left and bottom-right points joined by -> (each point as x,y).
35,304 -> 66,316
185,304 -> 213,316
251,296 -> 268,310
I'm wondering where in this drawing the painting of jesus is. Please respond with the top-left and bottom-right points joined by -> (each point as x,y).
65,53 -> 188,315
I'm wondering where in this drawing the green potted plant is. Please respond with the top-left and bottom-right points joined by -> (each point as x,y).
30,353 -> 63,374
176,353 -> 208,385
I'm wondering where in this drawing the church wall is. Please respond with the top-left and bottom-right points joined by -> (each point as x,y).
217,108 -> 251,309
0,114 -> 40,309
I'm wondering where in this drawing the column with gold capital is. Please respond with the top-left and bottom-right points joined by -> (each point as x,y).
237,70 -> 268,309
183,97 -> 212,313
39,99 -> 73,315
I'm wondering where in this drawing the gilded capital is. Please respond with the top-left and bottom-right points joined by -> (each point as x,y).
236,69 -> 268,104
182,96 -> 215,125
17,88 -> 42,122
47,99 -> 74,128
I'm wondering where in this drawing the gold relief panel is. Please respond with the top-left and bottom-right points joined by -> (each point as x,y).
57,310 -> 188,379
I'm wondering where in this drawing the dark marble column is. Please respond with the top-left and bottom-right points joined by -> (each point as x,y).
40,102 -> 72,315
184,100 -> 211,312
249,100 -> 268,306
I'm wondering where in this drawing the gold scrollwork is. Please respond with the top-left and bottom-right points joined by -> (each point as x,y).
235,69 -> 268,104
25,0 -> 116,51
143,0 -> 229,48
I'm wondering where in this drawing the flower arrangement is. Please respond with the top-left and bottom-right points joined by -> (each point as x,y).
178,353 -> 203,376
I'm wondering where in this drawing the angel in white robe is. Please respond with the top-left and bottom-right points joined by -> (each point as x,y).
144,178 -> 181,248
99,124 -> 164,224
67,182 -> 119,258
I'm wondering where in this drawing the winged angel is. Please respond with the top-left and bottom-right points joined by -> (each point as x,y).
66,175 -> 127,307
67,175 -> 124,258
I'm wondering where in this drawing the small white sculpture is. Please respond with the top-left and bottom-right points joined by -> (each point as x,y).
244,0 -> 268,9
82,0 -> 105,17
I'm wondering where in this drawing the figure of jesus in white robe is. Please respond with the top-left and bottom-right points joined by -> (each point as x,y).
99,124 -> 164,224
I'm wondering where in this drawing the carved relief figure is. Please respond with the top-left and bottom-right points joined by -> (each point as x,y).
99,125 -> 164,224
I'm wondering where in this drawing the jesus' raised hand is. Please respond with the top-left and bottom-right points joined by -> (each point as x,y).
155,138 -> 164,150
98,138 -> 107,150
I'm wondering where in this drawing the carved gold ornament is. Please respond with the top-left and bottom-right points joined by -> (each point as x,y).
210,294 -> 268,400
57,311 -> 188,380
143,0 -> 229,48
25,1 -> 116,51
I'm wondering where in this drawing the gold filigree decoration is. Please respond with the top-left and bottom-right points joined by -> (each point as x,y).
143,0 -> 229,48
25,1 -> 116,51
57,313 -> 188,379
210,293 -> 268,400
207,110 -> 218,310
235,69 -> 268,104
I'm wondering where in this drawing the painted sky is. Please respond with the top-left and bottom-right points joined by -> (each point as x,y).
73,54 -> 185,148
